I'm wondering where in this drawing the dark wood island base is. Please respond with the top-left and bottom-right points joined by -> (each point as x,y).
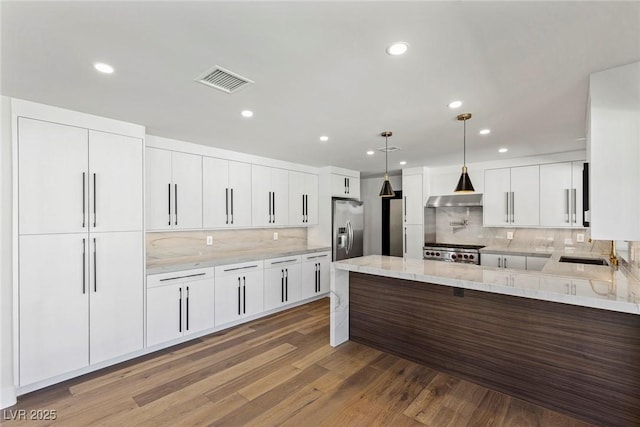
349,272 -> 640,427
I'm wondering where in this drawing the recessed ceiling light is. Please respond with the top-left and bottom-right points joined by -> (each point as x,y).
386,42 -> 409,56
479,129 -> 491,135
498,148 -> 508,153
319,135 -> 329,142
366,150 -> 375,155
241,110 -> 253,118
448,100 -> 463,109
399,161 -> 407,165
93,62 -> 114,74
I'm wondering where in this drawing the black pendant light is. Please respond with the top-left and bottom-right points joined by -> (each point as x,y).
379,131 -> 395,197
454,113 -> 475,193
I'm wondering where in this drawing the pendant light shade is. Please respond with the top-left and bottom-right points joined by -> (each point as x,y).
454,113 -> 475,193
379,131 -> 395,197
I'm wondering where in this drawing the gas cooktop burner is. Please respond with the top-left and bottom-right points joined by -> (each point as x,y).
423,243 -> 485,264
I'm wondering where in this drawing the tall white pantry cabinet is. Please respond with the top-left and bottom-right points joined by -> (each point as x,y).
15,104 -> 144,388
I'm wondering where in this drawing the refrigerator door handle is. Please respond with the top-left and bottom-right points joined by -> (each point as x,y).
345,220 -> 351,255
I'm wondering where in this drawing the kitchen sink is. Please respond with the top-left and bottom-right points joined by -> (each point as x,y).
558,256 -> 609,266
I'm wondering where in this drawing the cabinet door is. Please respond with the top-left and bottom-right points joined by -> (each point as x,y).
571,161 -> 584,227
214,275 -> 243,326
172,152 -> 202,229
288,171 -> 306,226
89,232 -> 143,364
299,261 -> 318,301
19,234 -> 89,386
403,224 -> 424,260
331,174 -> 349,196
146,284 -> 182,347
203,157 -> 230,228
271,168 -> 289,226
145,148 -> 172,230
403,174 -> 423,225
347,177 -> 360,199
318,257 -> 330,293
481,254 -> 502,268
305,173 -> 319,225
482,270 -> 511,286
483,168 -> 511,226
228,161 -> 252,227
184,278 -> 215,336
540,162 -> 572,227
503,255 -> 527,270
89,131 -> 143,232
511,165 -> 539,227
251,165 -> 272,227
242,270 -> 265,317
264,267 -> 287,310
284,264 -> 301,304
18,117 -> 88,234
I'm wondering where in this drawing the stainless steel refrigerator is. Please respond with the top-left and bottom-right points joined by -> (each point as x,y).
332,199 -> 364,261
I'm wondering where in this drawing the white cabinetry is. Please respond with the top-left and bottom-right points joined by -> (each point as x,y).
403,224 -> 424,260
289,171 -> 318,226
214,261 -> 264,326
146,268 -> 215,347
146,148 -> 202,230
16,110 -> 144,388
264,256 -> 301,311
300,252 -> 330,300
202,157 -> 252,228
539,277 -> 607,298
540,162 -> 584,228
252,165 -> 289,226
588,61 -> 640,240
481,253 -> 527,270
331,174 -> 360,199
484,166 -> 539,227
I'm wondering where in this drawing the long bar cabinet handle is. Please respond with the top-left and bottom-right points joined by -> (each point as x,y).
93,238 -> 97,292
168,183 -> 172,226
82,172 -> 86,228
225,188 -> 229,224
82,238 -> 86,294
174,184 -> 178,226
93,173 -> 97,228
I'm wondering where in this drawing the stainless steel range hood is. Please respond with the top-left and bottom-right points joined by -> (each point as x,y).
425,193 -> 483,208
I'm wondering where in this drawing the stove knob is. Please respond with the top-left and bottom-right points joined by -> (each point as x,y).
436,252 -> 440,256
469,255 -> 474,260
451,254 -> 457,259
463,254 -> 469,259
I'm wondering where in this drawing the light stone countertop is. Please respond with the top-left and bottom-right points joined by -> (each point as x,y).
147,245 -> 331,275
332,255 -> 640,315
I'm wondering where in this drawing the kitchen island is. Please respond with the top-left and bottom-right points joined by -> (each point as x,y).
330,255 -> 640,427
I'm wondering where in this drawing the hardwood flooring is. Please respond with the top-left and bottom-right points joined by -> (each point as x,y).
2,299 -> 594,427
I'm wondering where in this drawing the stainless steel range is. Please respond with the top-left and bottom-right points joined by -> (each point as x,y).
423,243 -> 485,265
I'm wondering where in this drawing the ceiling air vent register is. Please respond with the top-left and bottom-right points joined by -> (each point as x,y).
377,146 -> 401,153
195,66 -> 254,94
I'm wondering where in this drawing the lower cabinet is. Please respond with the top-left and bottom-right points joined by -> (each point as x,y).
481,253 -> 527,270
19,232 -> 143,387
300,251 -> 330,299
264,256 -> 301,311
539,277 -> 613,298
146,268 -> 215,348
214,261 -> 264,326
404,224 -> 424,260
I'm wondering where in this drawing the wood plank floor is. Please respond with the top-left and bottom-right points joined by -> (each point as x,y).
2,299 -> 595,427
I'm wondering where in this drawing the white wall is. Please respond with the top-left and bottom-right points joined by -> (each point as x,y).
0,96 -> 16,408
361,175 -> 402,255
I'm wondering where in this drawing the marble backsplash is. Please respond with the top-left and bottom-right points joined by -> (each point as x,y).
430,206 -> 610,253
147,228 -> 308,267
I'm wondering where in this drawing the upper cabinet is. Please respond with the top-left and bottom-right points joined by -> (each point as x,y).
589,61 -> 640,240
403,173 -> 423,225
252,165 -> 289,226
331,173 -> 360,199
539,161 -> 584,228
484,165 -> 539,227
288,171 -> 318,226
202,157 -> 252,228
146,148 -> 202,231
18,119 -> 143,234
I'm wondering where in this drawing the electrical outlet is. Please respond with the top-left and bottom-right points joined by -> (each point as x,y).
576,233 -> 585,243
273,232 -> 278,241
206,236 -> 213,245
506,232 -> 513,240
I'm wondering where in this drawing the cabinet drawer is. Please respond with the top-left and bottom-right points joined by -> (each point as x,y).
215,260 -> 264,277
147,267 -> 214,288
302,251 -> 330,262
264,255 -> 301,268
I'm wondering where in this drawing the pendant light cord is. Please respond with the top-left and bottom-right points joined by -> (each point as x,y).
385,134 -> 388,174
463,118 -> 466,167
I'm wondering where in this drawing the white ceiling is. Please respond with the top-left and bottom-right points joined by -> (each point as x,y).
2,1 -> 639,176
